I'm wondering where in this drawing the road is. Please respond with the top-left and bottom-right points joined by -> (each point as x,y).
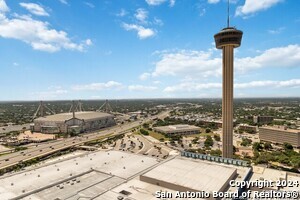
0,124 -> 31,134
0,111 -> 169,171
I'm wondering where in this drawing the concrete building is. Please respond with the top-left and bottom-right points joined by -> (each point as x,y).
259,126 -> 300,147
140,157 -> 237,194
153,124 -> 200,135
238,124 -> 258,133
253,116 -> 274,124
33,111 -> 116,134
214,22 -> 243,158
0,150 -> 252,200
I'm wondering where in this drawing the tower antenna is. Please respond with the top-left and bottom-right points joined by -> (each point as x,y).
227,0 -> 230,27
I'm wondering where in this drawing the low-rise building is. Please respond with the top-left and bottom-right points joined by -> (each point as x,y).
253,116 -> 274,124
153,124 -> 200,135
259,126 -> 300,147
238,124 -> 258,133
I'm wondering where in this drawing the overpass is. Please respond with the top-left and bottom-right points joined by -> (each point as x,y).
0,112 -> 169,172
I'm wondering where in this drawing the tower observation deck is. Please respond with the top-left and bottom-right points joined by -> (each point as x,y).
214,26 -> 243,158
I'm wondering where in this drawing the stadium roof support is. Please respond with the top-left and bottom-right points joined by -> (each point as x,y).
97,100 -> 113,113
32,101 -> 55,120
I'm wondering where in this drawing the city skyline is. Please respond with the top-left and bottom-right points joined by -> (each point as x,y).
0,0 -> 300,100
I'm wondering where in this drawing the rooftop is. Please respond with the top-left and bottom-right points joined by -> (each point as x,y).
34,111 -> 113,122
260,126 -> 300,133
154,124 -> 200,132
0,150 -> 158,200
141,157 -> 237,193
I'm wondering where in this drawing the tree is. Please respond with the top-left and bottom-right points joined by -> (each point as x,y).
205,128 -> 211,133
252,142 -> 263,152
233,145 -> 237,153
213,134 -> 221,142
283,143 -> 293,151
69,129 -> 77,137
210,149 -> 222,157
192,137 -> 199,144
142,123 -> 149,129
264,142 -> 272,150
241,138 -> 252,146
204,136 -> 213,147
140,129 -> 149,136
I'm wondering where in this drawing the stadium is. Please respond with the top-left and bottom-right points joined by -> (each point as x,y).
33,111 -> 116,134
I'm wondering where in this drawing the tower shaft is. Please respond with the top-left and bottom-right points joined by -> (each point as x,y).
222,45 -> 234,158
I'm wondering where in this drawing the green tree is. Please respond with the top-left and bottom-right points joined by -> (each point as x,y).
241,138 -> 252,146
142,123 -> 149,129
264,142 -> 272,150
140,129 -> 149,136
283,143 -> 293,151
192,137 -> 199,144
252,142 -> 263,152
210,149 -> 222,157
213,134 -> 221,142
204,135 -> 213,147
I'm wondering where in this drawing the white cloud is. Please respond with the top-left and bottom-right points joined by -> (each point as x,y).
145,0 -> 175,6
135,8 -> 148,23
235,44 -> 300,73
84,2 -> 95,8
59,0 -> 68,5
128,85 -> 157,91
139,72 -> 151,80
13,62 -> 19,66
72,81 -> 123,91
164,79 -> 300,93
153,80 -> 161,84
116,9 -> 127,17
169,0 -> 175,7
150,45 -> 300,78
235,79 -> 300,89
208,0 -> 220,4
236,0 -> 283,17
0,6 -> 90,52
152,50 -> 222,78
164,82 -> 221,92
122,23 -> 155,39
268,27 -> 285,34
85,39 -> 92,46
145,0 -> 167,6
154,17 -> 163,26
20,3 -> 49,16
199,8 -> 206,16
0,0 -> 9,13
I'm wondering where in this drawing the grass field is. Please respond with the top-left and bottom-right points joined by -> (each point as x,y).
148,131 -> 169,141
134,129 -> 169,141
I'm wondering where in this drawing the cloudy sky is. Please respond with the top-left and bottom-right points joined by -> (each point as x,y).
0,0 -> 299,100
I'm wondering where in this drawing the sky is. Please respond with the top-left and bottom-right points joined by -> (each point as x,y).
0,0 -> 299,100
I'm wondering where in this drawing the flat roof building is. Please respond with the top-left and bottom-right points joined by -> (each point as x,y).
253,116 -> 274,124
259,126 -> 300,147
140,157 -> 237,193
33,111 -> 116,134
238,124 -> 258,133
153,124 -> 200,135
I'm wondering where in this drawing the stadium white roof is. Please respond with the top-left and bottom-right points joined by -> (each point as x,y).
34,111 -> 113,122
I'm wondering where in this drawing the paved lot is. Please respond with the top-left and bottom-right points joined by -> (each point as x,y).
0,112 -> 169,171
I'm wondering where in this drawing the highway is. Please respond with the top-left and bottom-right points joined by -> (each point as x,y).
0,111 -> 169,171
